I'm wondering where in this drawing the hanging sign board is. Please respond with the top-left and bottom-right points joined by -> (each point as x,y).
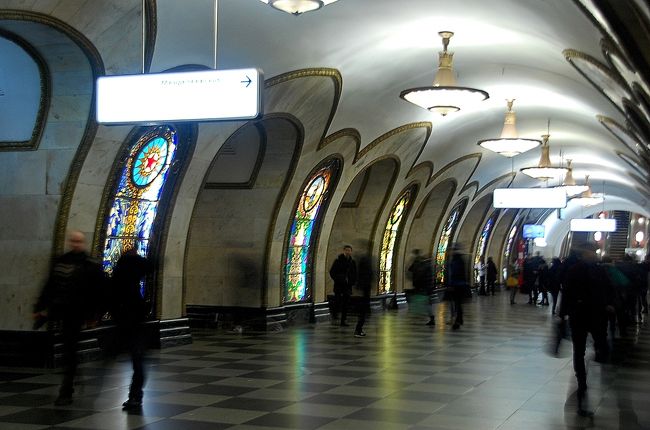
570,218 -> 616,232
96,68 -> 263,124
493,188 -> 567,209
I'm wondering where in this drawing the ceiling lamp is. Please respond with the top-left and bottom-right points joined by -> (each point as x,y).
400,31 -> 489,116
558,159 -> 589,197
259,0 -> 338,15
477,99 -> 541,157
520,134 -> 568,180
571,175 -> 604,207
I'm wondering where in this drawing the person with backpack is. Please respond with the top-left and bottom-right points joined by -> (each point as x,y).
33,231 -> 105,406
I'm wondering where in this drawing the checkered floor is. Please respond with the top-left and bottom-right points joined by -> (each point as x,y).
1,291 -> 649,430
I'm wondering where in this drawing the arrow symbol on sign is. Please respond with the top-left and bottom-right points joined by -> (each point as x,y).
241,75 -> 252,87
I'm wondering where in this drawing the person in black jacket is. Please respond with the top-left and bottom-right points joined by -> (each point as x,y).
329,245 -> 357,327
560,243 -> 614,416
110,248 -> 154,410
447,243 -> 469,330
33,230 -> 105,406
486,256 -> 498,296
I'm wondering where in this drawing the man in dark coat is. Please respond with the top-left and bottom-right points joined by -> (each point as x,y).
560,243 -> 614,416
329,245 -> 357,326
447,243 -> 469,329
33,231 -> 105,406
111,248 -> 154,410
486,256 -> 498,296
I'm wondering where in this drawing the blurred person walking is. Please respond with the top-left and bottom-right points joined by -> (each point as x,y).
33,231 -> 105,406
329,245 -> 357,327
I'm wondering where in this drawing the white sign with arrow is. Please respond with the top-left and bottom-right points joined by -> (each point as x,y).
96,68 -> 263,124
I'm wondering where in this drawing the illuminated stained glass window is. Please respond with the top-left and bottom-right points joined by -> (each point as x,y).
503,223 -> 518,279
473,213 -> 497,283
504,224 -> 518,261
435,200 -> 466,285
102,126 -> 178,276
284,158 -> 340,303
379,186 -> 416,294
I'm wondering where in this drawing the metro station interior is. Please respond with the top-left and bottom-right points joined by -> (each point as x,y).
1,0 -> 650,428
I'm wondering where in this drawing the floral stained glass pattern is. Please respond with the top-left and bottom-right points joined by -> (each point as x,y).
379,187 -> 414,294
473,214 -> 496,283
102,126 -> 177,276
284,159 -> 339,303
435,201 -> 465,285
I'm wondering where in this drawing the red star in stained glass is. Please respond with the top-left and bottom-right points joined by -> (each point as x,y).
146,154 -> 157,169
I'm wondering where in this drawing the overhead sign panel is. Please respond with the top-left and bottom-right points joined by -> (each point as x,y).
570,218 -> 616,232
493,188 -> 567,209
96,68 -> 263,124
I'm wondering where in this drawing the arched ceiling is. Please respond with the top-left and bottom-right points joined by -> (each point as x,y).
204,0 -> 650,212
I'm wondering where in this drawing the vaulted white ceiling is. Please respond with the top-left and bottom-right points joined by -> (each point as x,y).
160,0 -> 649,212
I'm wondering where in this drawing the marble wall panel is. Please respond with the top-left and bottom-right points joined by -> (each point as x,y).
0,151 -> 47,195
48,95 -> 91,122
46,149 -> 74,195
51,71 -> 94,96
0,196 -> 58,240
41,121 -> 86,150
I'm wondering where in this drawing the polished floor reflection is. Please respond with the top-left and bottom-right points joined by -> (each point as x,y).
0,292 -> 648,429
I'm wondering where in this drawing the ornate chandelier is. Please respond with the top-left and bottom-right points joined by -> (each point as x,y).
477,99 -> 541,157
571,175 -> 604,207
557,160 -> 589,197
520,134 -> 568,180
259,0 -> 338,15
400,31 -> 489,116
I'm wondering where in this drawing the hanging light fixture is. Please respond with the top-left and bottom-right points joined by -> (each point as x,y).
477,99 -> 541,157
571,175 -> 604,207
558,159 -> 589,197
400,31 -> 489,116
520,133 -> 568,180
259,0 -> 338,15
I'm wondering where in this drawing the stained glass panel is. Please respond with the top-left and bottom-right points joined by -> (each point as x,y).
284,159 -> 339,303
434,200 -> 466,285
473,214 -> 496,283
102,126 -> 177,276
378,187 -> 413,294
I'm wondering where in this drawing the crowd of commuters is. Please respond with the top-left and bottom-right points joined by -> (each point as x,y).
32,233 -> 649,418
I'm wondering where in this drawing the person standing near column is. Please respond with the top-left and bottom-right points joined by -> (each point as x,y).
447,243 -> 469,330
486,256 -> 497,296
329,245 -> 357,327
110,247 -> 154,410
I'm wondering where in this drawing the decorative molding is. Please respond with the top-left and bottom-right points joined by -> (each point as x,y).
318,127 -> 361,152
355,122 -> 431,163
415,178 -> 456,219
617,151 -> 648,178
597,115 -> 643,155
563,48 -> 631,115
0,29 -> 50,151
406,160 -> 434,180
470,172 -> 516,201
265,68 -> 342,147
427,153 -> 482,188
